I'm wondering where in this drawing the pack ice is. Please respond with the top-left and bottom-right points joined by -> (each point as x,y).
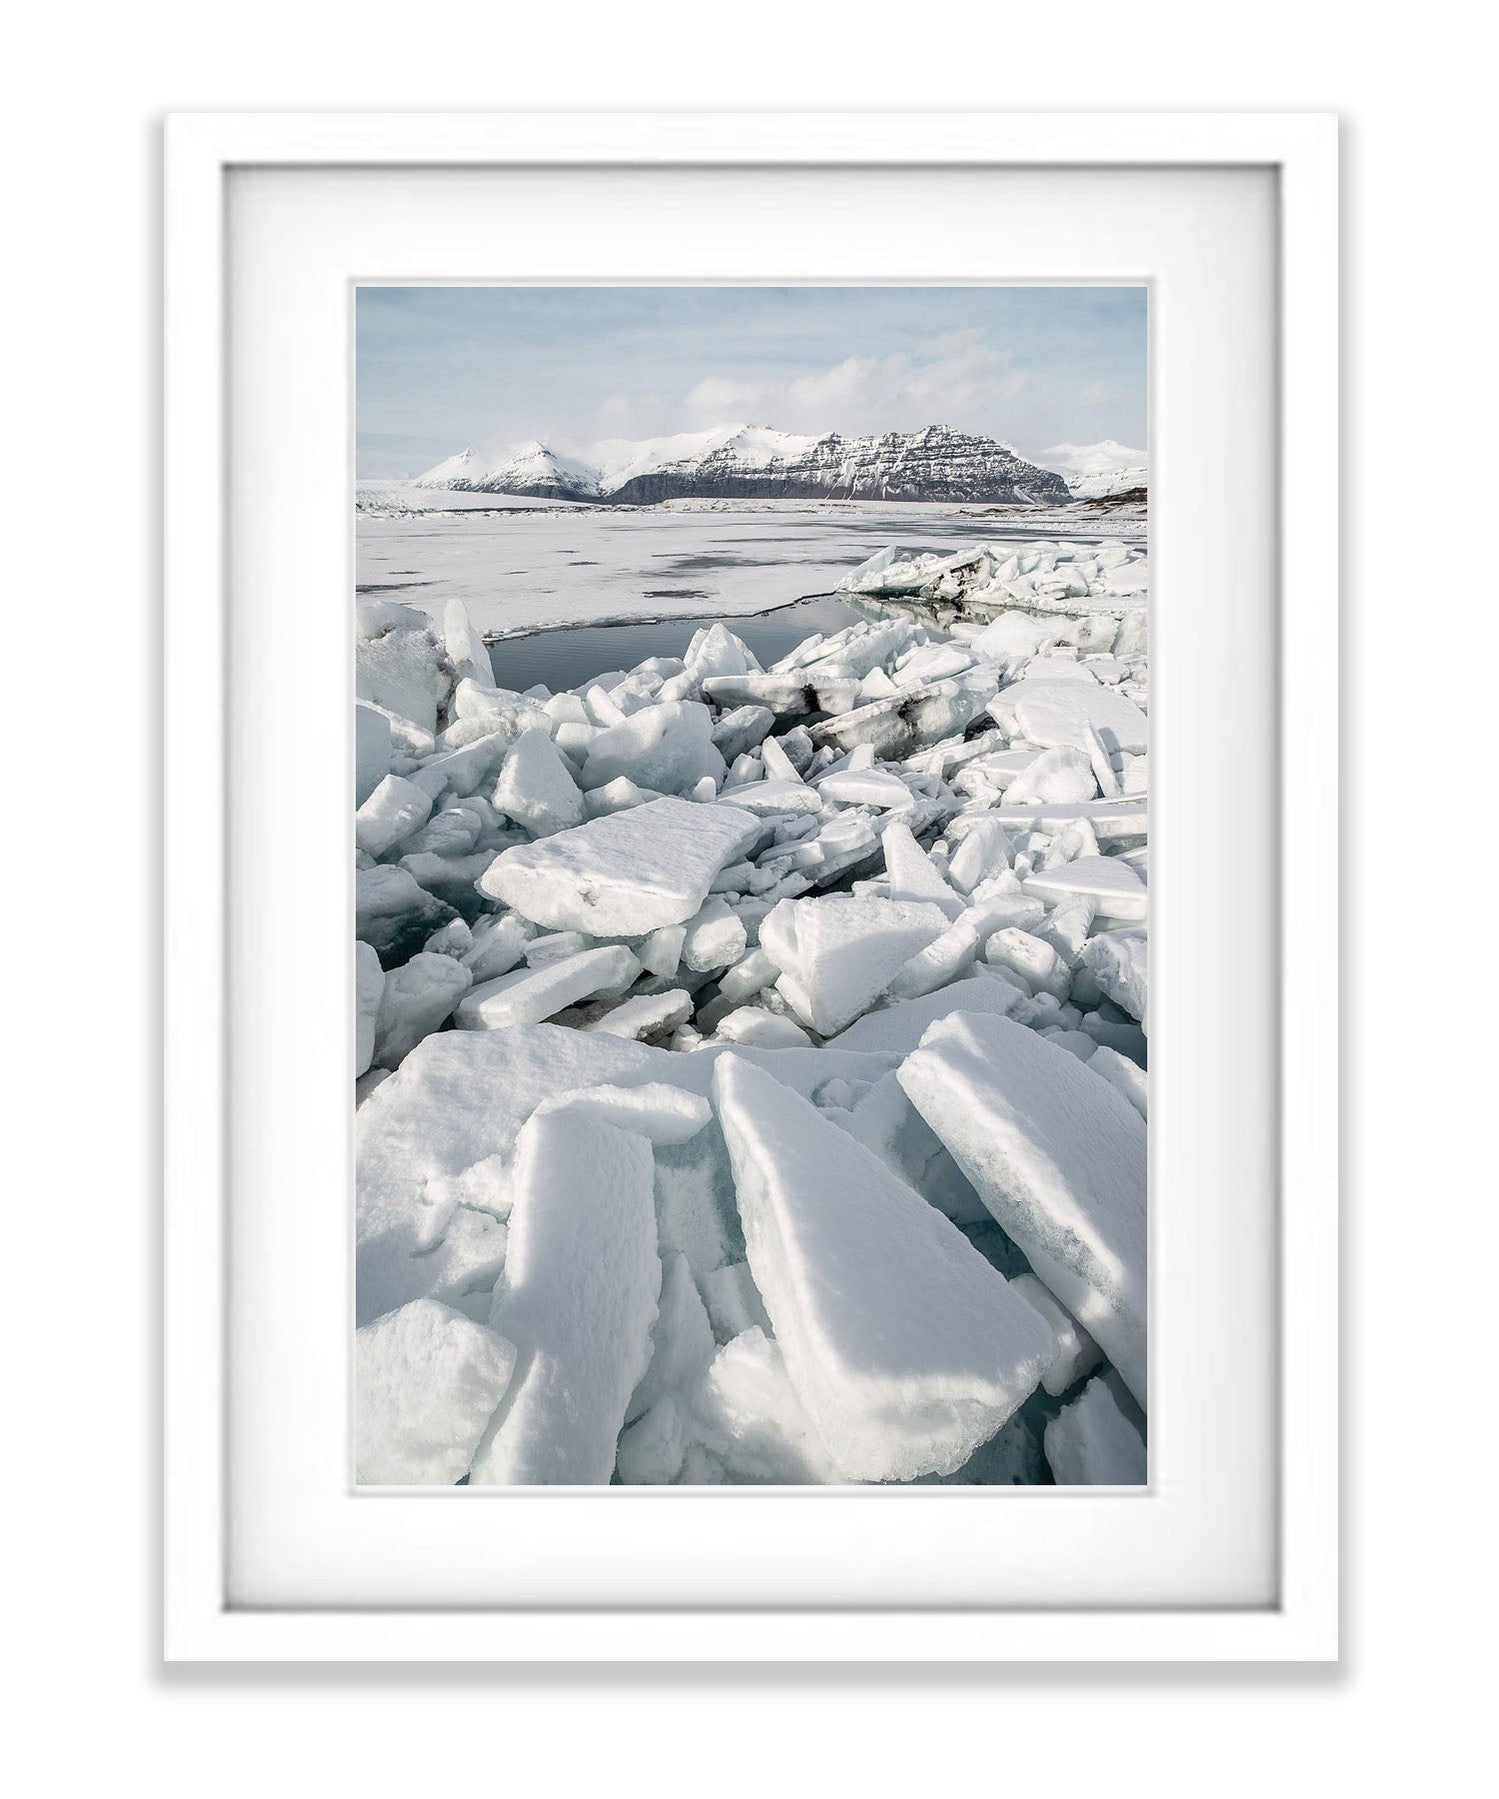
351,540 -> 1149,1485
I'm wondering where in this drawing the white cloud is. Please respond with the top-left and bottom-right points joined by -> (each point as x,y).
682,328 -> 1031,437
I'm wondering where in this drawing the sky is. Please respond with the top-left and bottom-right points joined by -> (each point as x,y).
355,285 -> 1147,479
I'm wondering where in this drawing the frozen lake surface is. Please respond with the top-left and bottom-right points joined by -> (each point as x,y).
356,495 -> 1142,640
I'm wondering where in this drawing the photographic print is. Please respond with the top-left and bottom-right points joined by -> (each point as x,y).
353,285 -> 1148,1489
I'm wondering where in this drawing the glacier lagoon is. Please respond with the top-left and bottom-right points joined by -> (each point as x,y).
354,497 -> 1149,1489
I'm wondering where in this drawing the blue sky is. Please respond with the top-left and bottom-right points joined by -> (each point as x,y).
356,285 -> 1146,478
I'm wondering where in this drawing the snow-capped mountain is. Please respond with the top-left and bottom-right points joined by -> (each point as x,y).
1039,439 -> 1149,501
422,441 -> 602,501
415,424 -> 1073,507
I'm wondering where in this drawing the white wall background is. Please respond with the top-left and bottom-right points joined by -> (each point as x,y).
4,4 -> 1485,1787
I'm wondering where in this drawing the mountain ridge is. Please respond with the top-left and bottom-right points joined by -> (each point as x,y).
414,423 -> 1098,507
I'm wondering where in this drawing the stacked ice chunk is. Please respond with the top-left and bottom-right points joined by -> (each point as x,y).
353,546 -> 1149,1486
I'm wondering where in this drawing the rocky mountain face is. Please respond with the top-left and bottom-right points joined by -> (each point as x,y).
416,424 -> 1074,507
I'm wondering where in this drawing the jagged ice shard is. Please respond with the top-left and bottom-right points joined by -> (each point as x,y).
712,1053 -> 1058,1480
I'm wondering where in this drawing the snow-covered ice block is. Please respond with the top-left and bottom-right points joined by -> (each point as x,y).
454,945 -> 640,1032
1078,928 -> 1149,1023
1004,745 -> 1097,806
687,1327 -> 844,1484
899,1012 -> 1147,1405
946,816 -> 1012,894
817,769 -> 912,809
1087,1044 -> 1149,1117
1010,1273 -> 1103,1397
358,1030 -> 648,1324
626,1251 -> 717,1425
355,702 -> 392,806
492,728 -> 584,837
680,897 -> 749,973
354,940 -> 384,1078
702,671 -> 861,716
711,704 -> 775,759
355,1298 -> 517,1485
823,972 -> 1027,1054
579,988 -> 693,1042
882,914 -> 985,1002
371,952 -> 473,1069
1043,1377 -> 1147,1484
579,700 -> 723,794
408,728 -> 516,802
440,598 -> 491,687
990,680 -> 1149,757
712,1054 -> 1058,1481
881,821 -> 963,917
985,926 -> 1072,1000
711,1007 -> 813,1048
468,1106 -> 669,1484
760,894 -> 950,1036
355,864 -> 458,968
355,774 -> 433,858
722,777 -> 823,818
355,602 -> 452,735
523,930 -> 591,967
479,795 -> 760,936
824,1068 -> 992,1227
1023,855 -> 1147,924
461,912 -> 531,983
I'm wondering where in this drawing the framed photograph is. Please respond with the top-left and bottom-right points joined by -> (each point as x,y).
164,112 -> 1338,1662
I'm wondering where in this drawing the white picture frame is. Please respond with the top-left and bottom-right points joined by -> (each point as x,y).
164,111 -> 1338,1664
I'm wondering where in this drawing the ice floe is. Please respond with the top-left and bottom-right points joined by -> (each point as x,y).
352,543 -> 1149,1484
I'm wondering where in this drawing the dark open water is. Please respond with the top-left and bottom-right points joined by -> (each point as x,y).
487,592 -> 881,694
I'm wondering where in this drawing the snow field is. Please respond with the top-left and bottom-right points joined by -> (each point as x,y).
352,536 -> 1148,1485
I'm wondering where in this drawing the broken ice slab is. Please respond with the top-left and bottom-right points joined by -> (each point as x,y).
759,894 -> 951,1037
1043,1376 -> 1147,1484
1009,1274 -> 1104,1398
823,971 -> 1027,1055
355,864 -> 458,970
1086,1043 -> 1149,1117
991,797 -> 1147,847
712,1054 -> 1058,1481
711,1006 -> 813,1048
626,1251 -> 717,1426
578,699 -> 725,794
468,1102 -> 672,1484
720,778 -> 823,818
988,678 -> 1149,757
577,987 -> 694,1042
669,1326 -> 845,1484
478,795 -> 761,936
1078,928 -> 1149,1026
354,940 -> 384,1078
898,1011 -> 1147,1407
355,774 -> 433,859
355,1298 -> 517,1485
816,768 -> 914,809
809,671 -> 999,761
1022,853 -> 1148,923
454,944 -> 641,1032
355,702 -> 392,806
701,671 -> 862,716
1004,746 -> 1098,806
710,704 -> 776,759
372,951 -> 474,1068
491,728 -> 584,837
